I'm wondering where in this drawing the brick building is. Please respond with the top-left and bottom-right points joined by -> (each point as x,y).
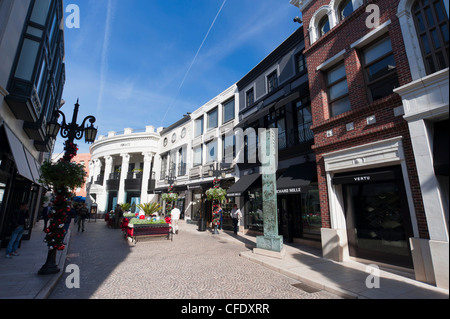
291,0 -> 448,288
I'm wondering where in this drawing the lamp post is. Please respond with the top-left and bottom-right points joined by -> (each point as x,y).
38,99 -> 97,275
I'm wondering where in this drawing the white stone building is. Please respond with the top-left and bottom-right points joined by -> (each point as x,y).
87,126 -> 162,213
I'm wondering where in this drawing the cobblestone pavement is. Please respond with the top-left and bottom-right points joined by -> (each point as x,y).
49,221 -> 341,299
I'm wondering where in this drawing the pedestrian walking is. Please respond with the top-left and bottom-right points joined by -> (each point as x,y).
230,204 -> 242,235
63,202 -> 76,242
170,205 -> 181,234
40,202 -> 51,231
5,202 -> 29,258
77,203 -> 89,232
114,204 -> 123,229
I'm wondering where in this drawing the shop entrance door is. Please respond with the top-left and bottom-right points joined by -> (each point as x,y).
341,167 -> 414,268
278,194 -> 302,243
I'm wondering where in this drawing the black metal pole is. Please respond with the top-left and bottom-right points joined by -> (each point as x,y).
39,101 -> 95,276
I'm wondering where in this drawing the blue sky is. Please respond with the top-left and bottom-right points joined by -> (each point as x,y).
55,0 -> 302,155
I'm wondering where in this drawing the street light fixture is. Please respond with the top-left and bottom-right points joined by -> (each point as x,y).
39,99 -> 97,276
46,99 -> 98,147
208,163 -> 227,179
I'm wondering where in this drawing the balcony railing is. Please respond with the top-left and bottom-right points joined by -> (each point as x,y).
178,163 -> 187,176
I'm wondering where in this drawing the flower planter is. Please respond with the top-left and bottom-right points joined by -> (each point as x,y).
127,223 -> 173,244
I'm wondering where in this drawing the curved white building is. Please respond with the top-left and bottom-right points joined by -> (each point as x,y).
88,126 -> 162,213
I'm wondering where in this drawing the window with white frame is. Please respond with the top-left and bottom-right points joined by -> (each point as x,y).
267,71 -> 278,93
223,99 -> 235,124
194,116 -> 204,137
338,0 -> 354,22
319,15 -> 330,37
207,108 -> 218,130
193,145 -> 203,167
327,62 -> 351,117
246,88 -> 255,107
206,140 -> 218,164
412,0 -> 449,75
362,36 -> 399,101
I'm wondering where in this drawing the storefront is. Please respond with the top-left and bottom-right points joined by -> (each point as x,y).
227,162 -> 321,242
0,125 -> 43,247
332,166 -> 414,268
276,162 -> 320,243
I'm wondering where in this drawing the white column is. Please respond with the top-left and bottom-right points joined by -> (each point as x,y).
140,152 -> 154,203
103,156 -> 113,187
99,156 -> 113,213
118,153 -> 130,204
94,159 -> 102,183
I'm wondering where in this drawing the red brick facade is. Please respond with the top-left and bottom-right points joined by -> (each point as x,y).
301,0 -> 429,238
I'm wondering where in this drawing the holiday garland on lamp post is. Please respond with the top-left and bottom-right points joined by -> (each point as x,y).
38,100 -> 97,275
39,142 -> 86,264
206,178 -> 226,234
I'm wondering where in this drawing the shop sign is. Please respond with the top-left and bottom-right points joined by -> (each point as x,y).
277,187 -> 303,194
333,171 -> 395,185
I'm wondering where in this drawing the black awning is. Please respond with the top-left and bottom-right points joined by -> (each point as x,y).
227,173 -> 261,197
433,120 -> 449,176
276,162 -> 317,194
173,185 -> 188,192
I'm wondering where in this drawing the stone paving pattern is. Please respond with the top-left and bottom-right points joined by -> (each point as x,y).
49,221 -> 341,299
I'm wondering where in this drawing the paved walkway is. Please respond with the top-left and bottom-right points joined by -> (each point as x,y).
184,223 -> 449,299
0,220 -> 69,299
0,219 -> 448,299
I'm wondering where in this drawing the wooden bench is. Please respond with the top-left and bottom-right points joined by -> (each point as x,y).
126,223 -> 173,244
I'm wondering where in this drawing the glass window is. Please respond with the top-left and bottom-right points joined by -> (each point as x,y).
246,188 -> 263,232
319,15 -> 330,37
327,63 -> 351,117
14,38 -> 40,81
36,58 -> 47,99
160,155 -> 168,180
194,116 -> 204,137
362,37 -> 399,101
267,71 -> 278,93
193,145 -> 203,167
339,0 -> 354,21
206,140 -> 218,164
223,133 -> 235,164
296,98 -> 314,144
207,108 -> 218,130
301,183 -> 321,240
30,0 -> 52,26
297,53 -> 307,74
223,99 -> 235,124
267,108 -> 287,149
246,88 -> 254,107
413,0 -> 449,75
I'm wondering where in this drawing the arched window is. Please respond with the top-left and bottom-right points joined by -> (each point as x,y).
339,0 -> 354,21
319,15 -> 330,37
412,0 -> 449,75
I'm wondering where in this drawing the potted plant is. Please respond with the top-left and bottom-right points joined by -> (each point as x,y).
161,185 -> 179,214
137,202 -> 162,218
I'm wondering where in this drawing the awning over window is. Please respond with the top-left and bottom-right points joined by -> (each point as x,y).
24,148 -> 42,185
276,162 -> 317,194
226,173 -> 261,197
4,125 -> 35,183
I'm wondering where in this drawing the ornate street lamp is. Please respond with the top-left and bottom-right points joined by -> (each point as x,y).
38,99 -> 97,275
46,99 -> 98,146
